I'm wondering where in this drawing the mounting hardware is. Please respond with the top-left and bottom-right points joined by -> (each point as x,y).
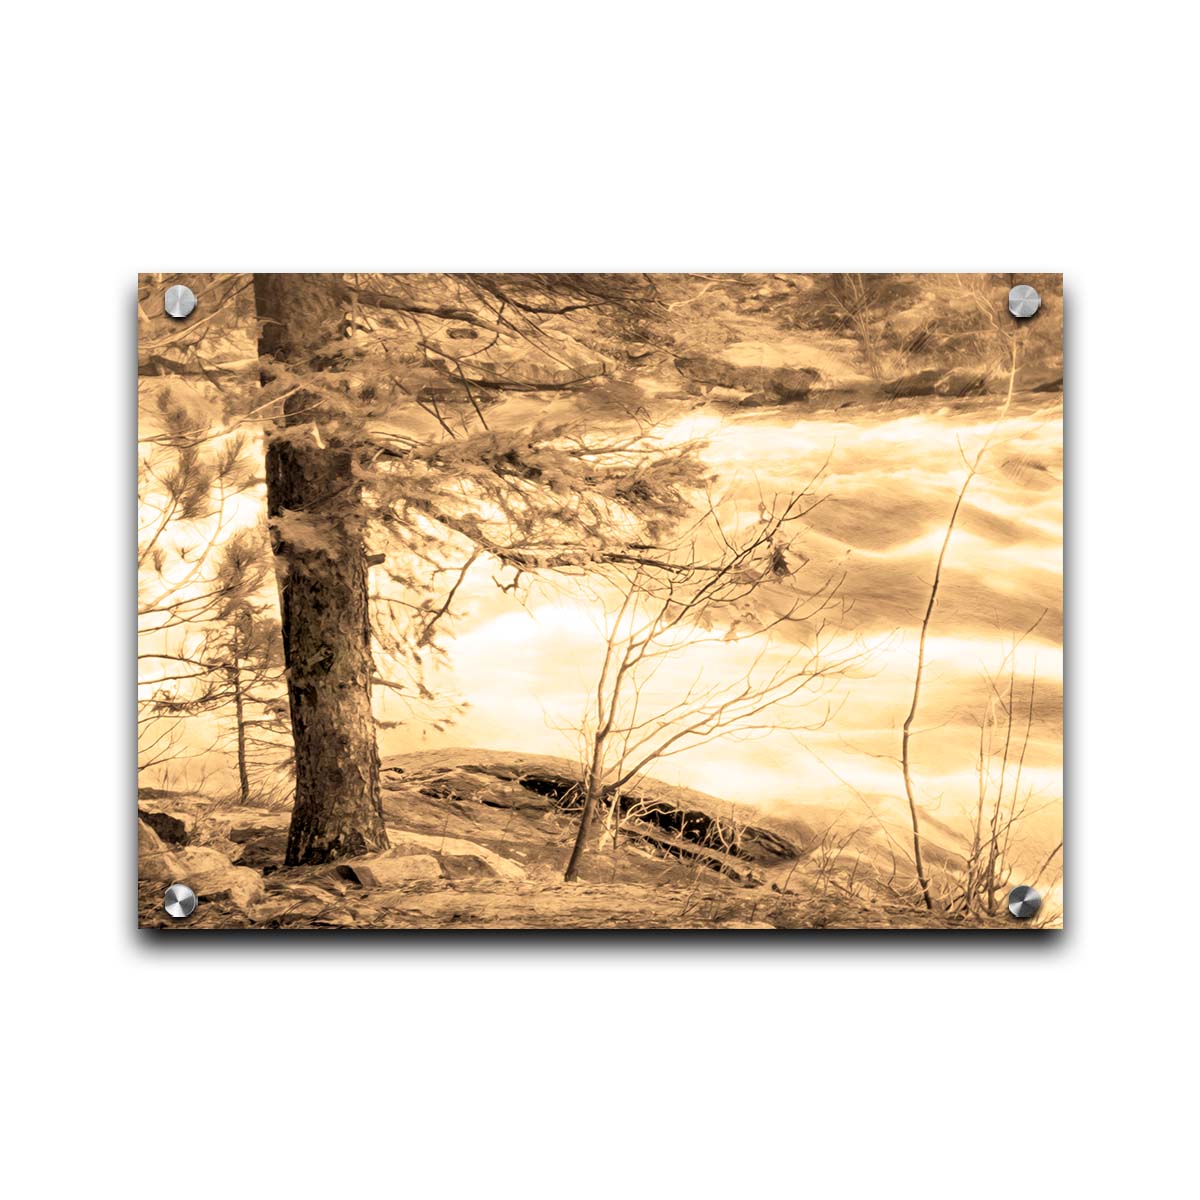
164,284 -> 197,320
1008,284 -> 1041,319
1007,885 -> 1042,920
164,883 -> 198,919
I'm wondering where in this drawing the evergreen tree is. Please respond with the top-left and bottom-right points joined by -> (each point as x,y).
252,274 -> 709,864
141,517 -> 290,800
138,385 -> 262,774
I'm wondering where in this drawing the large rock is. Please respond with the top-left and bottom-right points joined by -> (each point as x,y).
388,830 -> 527,881
179,848 -> 265,908
138,819 -> 264,908
138,818 -> 180,881
382,762 -> 561,812
139,804 -> 245,861
138,808 -> 189,845
335,851 -> 442,887
674,354 -> 819,402
189,816 -> 243,863
381,749 -> 806,872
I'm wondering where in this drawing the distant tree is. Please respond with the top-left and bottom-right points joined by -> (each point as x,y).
140,511 -> 291,800
137,386 -> 261,774
194,602 -> 290,806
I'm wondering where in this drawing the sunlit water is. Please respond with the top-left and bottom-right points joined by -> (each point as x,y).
141,386 -> 1063,877
380,399 -> 1063,870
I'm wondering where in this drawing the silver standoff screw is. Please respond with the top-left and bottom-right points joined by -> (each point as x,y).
164,883 -> 198,919
1007,885 -> 1042,920
164,284 -> 197,320
1008,284 -> 1041,319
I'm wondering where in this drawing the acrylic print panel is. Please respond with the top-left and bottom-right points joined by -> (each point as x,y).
137,274 -> 1063,930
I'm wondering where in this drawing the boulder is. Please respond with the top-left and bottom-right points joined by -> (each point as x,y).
140,804 -> 247,860
189,816 -> 243,862
335,852 -> 442,887
137,822 -> 264,908
138,808 -> 189,845
674,354 -> 819,402
383,763 -> 561,812
138,818 -> 183,882
174,845 -> 241,876
174,846 -> 265,907
139,819 -> 165,854
389,830 -> 527,881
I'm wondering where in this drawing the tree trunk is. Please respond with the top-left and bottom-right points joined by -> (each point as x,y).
231,651 -> 251,806
254,273 -> 389,865
564,767 -> 604,882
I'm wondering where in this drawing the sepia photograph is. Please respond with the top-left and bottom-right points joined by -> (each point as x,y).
138,273 -> 1063,930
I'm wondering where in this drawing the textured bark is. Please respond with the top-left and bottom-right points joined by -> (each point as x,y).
254,274 -> 389,865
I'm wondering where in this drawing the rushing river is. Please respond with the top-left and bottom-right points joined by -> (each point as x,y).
380,397 -> 1064,872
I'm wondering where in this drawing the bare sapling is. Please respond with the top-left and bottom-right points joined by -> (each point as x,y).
900,329 -> 1021,910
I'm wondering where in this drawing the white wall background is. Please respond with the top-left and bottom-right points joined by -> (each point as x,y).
3,2 -> 1195,1195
